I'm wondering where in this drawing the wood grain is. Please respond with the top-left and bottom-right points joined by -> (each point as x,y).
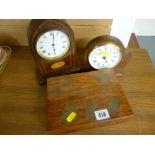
0,47 -> 155,134
73,26 -> 110,48
47,70 -> 133,134
78,48 -> 155,134
0,26 -> 110,46
0,27 -> 28,45
0,19 -> 112,46
0,19 -> 30,26
0,47 -> 47,134
67,19 -> 112,26
0,19 -> 112,26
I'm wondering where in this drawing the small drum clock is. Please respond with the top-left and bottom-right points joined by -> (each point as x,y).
80,35 -> 129,74
27,19 -> 80,80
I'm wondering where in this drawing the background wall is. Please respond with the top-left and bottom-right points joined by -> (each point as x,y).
111,19 -> 136,47
134,19 -> 155,36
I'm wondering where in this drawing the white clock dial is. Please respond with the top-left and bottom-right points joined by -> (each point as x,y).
88,44 -> 122,69
36,30 -> 70,60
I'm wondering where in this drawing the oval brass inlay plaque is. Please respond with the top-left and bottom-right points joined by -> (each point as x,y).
51,61 -> 65,69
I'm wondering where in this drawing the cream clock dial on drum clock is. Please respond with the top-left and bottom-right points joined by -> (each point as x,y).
88,44 -> 122,69
80,35 -> 129,74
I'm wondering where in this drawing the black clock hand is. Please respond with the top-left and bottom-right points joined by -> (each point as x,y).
102,56 -> 107,63
52,32 -> 56,55
102,56 -> 110,67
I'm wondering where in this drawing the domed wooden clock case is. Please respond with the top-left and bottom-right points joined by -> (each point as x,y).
27,19 -> 80,81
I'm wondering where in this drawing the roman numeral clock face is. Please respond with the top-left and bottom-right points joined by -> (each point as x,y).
36,30 -> 70,60
88,44 -> 122,69
28,19 -> 80,79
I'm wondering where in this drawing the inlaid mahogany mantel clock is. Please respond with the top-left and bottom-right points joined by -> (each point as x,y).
79,35 -> 129,74
27,19 -> 80,80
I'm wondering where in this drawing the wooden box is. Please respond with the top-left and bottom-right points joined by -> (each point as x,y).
47,70 -> 133,134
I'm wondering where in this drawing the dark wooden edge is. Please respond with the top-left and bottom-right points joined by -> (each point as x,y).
48,113 -> 134,135
129,33 -> 140,48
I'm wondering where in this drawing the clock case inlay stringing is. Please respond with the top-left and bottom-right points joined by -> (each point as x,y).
28,19 -> 80,78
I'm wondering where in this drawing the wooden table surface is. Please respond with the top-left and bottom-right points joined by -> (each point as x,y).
0,47 -> 155,134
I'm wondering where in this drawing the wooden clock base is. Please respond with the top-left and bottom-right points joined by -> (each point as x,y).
47,70 -> 133,134
35,69 -> 47,85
